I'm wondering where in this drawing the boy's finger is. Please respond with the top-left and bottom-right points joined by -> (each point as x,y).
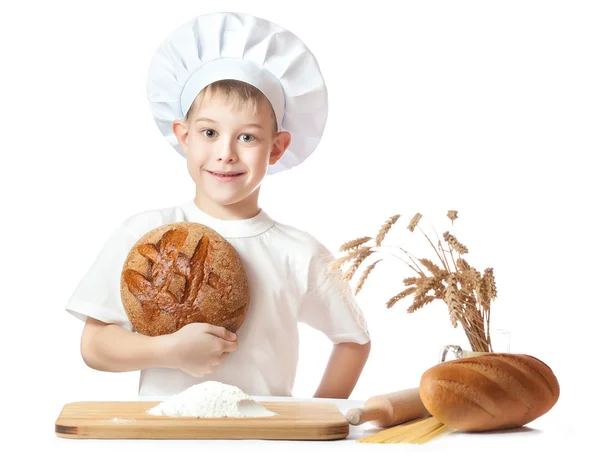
218,352 -> 231,363
220,340 -> 238,353
204,324 -> 237,341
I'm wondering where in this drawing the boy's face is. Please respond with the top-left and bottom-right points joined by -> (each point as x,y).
173,90 -> 290,209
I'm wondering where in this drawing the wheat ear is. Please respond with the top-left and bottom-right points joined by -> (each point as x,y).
443,231 -> 469,254
444,274 -> 462,328
407,213 -> 423,232
355,259 -> 382,294
339,236 -> 372,252
375,214 -> 400,246
386,287 -> 417,308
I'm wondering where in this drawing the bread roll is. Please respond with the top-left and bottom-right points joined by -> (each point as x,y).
120,222 -> 250,336
419,353 -> 560,432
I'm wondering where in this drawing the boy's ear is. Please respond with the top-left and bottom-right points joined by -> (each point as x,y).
172,120 -> 189,155
269,131 -> 292,166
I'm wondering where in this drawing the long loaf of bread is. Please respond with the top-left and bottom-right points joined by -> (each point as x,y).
419,353 -> 560,432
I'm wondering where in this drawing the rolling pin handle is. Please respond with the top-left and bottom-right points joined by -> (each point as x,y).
346,407 -> 364,425
346,406 -> 386,426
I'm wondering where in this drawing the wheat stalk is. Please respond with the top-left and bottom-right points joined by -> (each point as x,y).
328,245 -> 366,272
407,213 -> 423,232
386,287 -> 417,308
456,258 -> 471,271
407,295 -> 436,313
334,210 -> 496,352
443,231 -> 469,254
375,214 -> 400,246
355,259 -> 382,295
371,246 -> 425,277
339,236 -> 372,252
416,225 -> 451,272
484,268 -> 497,299
444,274 -> 462,328
419,258 -> 448,279
342,248 -> 373,281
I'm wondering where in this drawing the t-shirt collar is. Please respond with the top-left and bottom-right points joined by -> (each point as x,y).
181,199 -> 274,238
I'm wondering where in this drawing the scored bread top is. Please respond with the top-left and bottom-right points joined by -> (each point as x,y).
419,353 -> 560,432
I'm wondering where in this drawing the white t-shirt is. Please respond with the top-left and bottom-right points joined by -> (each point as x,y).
65,199 -> 370,397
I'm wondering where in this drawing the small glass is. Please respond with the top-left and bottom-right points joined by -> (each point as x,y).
439,329 -> 510,363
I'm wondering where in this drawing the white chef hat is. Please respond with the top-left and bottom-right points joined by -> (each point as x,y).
146,12 -> 328,174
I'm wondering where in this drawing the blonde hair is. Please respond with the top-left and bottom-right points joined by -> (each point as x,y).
185,79 -> 278,134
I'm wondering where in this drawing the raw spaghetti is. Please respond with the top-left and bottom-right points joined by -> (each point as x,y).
358,416 -> 456,444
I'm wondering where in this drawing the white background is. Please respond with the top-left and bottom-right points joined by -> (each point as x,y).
1,0 -> 598,462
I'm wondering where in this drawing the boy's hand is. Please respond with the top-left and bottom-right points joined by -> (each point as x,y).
160,322 -> 238,377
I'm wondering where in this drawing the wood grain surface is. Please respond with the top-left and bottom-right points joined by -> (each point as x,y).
55,401 -> 349,440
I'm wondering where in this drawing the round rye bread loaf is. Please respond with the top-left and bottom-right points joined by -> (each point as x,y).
120,222 -> 250,336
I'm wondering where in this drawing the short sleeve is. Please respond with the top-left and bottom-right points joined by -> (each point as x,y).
65,224 -> 139,331
297,242 -> 370,345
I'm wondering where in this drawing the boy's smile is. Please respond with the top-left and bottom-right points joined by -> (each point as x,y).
205,169 -> 247,182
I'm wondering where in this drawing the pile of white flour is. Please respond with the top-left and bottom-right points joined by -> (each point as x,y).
147,381 -> 277,418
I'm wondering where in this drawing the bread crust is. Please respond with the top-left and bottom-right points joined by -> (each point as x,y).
419,353 -> 560,431
120,222 -> 249,336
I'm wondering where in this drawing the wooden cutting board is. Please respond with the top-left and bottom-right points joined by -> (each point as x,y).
55,401 -> 349,440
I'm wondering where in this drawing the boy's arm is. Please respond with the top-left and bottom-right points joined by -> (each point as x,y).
313,340 -> 371,399
80,317 -> 169,372
80,317 -> 238,375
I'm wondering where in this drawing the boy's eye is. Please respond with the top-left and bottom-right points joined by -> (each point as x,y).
202,129 -> 217,138
239,134 -> 256,143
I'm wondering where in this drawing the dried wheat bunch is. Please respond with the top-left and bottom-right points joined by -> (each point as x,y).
333,210 -> 497,352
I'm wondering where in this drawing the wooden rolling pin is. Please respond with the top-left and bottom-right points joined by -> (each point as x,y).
346,387 -> 431,428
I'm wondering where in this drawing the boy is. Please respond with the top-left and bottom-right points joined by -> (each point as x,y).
66,12 -> 371,399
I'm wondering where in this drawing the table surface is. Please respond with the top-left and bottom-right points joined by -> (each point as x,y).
48,393 -> 588,464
